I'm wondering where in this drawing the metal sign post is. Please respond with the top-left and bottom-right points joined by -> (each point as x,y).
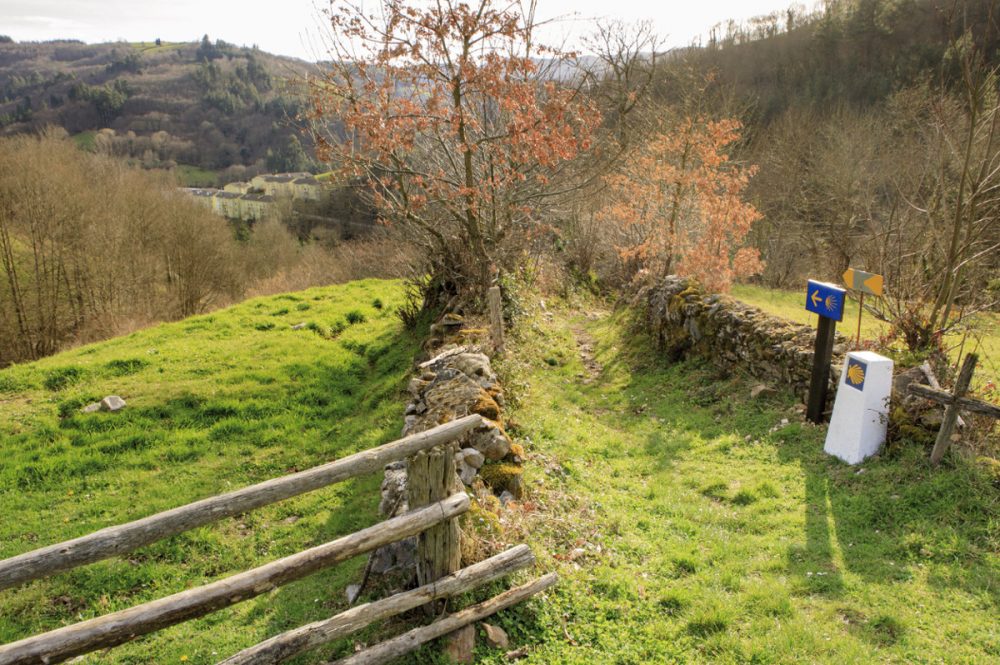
805,280 -> 846,423
842,268 -> 884,346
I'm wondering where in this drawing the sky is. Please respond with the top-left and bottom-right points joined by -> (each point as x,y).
1,0 -> 803,61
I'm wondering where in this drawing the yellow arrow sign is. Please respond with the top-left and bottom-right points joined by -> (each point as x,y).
811,290 -> 822,307
843,268 -> 884,296
863,273 -> 884,296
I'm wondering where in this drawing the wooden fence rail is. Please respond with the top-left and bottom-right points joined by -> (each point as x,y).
0,415 -> 482,592
333,573 -> 559,665
221,545 -> 536,665
0,495 -> 470,665
0,410 -> 551,665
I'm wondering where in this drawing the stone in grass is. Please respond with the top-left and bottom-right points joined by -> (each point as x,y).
291,322 -> 307,330
81,402 -> 102,414
460,447 -> 485,469
443,624 -> 475,664
482,622 -> 509,649
345,584 -> 361,604
100,396 -> 126,412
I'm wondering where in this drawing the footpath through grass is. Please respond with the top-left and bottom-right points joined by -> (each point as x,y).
0,279 -> 419,662
485,300 -> 999,664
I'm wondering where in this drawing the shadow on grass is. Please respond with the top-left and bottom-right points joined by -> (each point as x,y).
592,306 -> 999,614
777,432 -> 1000,609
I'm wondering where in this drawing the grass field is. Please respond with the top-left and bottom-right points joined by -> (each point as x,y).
731,284 -> 1000,386
174,164 -> 219,188
71,131 -> 96,152
0,279 -> 421,662
479,300 -> 1000,663
1,282 -> 997,663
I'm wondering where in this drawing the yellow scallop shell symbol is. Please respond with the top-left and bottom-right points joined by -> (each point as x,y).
825,294 -> 840,312
847,363 -> 865,385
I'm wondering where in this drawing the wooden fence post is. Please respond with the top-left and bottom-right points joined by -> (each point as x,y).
488,286 -> 505,354
929,353 -> 977,465
407,444 -> 461,593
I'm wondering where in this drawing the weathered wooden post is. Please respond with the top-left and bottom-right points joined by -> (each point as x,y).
906,353 -> 1000,465
488,285 -> 505,355
407,444 -> 461,594
929,354 -> 977,465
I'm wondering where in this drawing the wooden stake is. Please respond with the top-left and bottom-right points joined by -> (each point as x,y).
929,354 -> 978,465
855,292 -> 864,346
408,446 -> 461,594
807,316 -> 837,423
488,286 -> 504,354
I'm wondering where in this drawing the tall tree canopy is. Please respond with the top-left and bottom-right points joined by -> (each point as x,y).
308,0 -> 600,302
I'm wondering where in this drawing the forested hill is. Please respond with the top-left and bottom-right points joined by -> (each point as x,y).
675,0 -> 1000,126
0,37 -> 319,179
652,0 -> 1000,291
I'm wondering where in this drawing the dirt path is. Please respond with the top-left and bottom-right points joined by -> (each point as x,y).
570,311 -> 605,383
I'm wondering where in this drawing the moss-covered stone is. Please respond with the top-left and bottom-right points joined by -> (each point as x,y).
643,276 -> 845,407
459,499 -> 503,565
479,462 -> 524,497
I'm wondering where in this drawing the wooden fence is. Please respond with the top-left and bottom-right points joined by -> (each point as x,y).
0,414 -> 554,665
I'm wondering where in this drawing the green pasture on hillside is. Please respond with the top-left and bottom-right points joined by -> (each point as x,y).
174,164 -> 219,188
0,280 -> 421,662
1,281 -> 997,664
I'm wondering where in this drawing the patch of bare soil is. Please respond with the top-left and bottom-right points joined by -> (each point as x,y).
571,313 -> 605,383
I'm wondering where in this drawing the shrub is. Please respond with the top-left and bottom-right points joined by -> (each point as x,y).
345,310 -> 366,325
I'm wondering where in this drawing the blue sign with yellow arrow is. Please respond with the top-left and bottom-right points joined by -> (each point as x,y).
805,280 -> 846,322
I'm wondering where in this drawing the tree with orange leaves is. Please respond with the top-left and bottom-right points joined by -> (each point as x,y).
600,116 -> 764,292
307,0 -> 599,303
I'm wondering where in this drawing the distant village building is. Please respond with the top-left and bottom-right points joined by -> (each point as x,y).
239,192 -> 274,221
180,187 -> 276,222
223,181 -> 251,194
250,172 -> 323,201
180,171 -> 323,222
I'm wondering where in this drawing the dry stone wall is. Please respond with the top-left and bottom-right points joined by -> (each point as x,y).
373,328 -> 521,577
643,277 -> 847,405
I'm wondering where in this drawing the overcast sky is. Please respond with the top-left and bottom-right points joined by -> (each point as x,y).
1,0 -> 804,61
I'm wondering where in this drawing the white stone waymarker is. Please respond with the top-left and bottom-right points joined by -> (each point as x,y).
824,351 -> 894,464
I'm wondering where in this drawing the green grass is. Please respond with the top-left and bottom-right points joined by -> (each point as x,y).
478,299 -> 1000,663
131,41 -> 185,54
174,164 -> 219,188
72,131 -> 96,152
0,279 -> 422,662
731,284 -> 1000,386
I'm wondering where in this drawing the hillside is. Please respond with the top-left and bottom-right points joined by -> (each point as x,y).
0,279 -> 422,661
0,38 -> 318,181
1,280 -> 997,662
672,0 -> 1000,126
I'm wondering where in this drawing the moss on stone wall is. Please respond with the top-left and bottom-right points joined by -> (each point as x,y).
643,277 -> 846,405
